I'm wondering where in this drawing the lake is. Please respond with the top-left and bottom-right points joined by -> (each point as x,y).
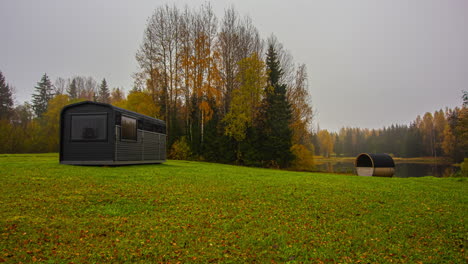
315,161 -> 459,178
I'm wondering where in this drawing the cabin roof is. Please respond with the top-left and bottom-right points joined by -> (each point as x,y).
61,101 -> 165,125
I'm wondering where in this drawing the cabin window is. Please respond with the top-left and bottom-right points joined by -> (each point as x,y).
121,116 -> 137,141
71,114 -> 107,141
138,119 -> 144,130
115,112 -> 121,126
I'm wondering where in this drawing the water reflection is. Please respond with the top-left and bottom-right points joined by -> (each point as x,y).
315,161 -> 459,178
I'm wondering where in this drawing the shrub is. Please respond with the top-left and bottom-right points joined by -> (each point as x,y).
169,136 -> 191,160
459,158 -> 468,177
290,144 -> 315,171
452,158 -> 468,177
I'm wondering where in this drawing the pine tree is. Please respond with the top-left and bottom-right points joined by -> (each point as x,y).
0,71 -> 14,120
463,90 -> 468,107
258,44 -> 294,168
67,78 -> 78,100
32,73 -> 54,118
98,78 -> 110,104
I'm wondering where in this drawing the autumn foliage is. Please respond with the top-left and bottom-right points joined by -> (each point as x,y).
132,5 -> 313,168
0,5 -> 467,169
314,106 -> 467,162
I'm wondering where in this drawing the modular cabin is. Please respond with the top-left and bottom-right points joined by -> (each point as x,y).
60,101 -> 166,165
355,153 -> 395,177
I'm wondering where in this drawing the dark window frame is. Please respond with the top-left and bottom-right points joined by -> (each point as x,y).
69,113 -> 108,142
120,115 -> 138,142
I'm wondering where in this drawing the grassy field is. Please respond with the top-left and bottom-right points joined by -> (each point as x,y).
1,154 -> 466,263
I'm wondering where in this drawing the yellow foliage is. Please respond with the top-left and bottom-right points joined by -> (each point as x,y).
42,94 -> 76,152
441,124 -> 456,157
112,99 -> 127,109
224,112 -> 249,141
288,65 -> 314,146
290,144 -> 315,171
460,158 -> 468,177
317,130 -> 334,158
0,119 -> 15,153
169,136 -> 191,160
223,53 -> 266,141
118,91 -> 161,118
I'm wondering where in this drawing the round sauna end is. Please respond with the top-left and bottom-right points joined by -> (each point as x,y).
355,153 -> 395,177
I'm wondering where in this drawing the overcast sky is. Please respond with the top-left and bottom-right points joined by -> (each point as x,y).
1,0 -> 467,131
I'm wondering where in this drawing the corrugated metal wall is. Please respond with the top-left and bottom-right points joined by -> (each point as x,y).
115,127 -> 166,161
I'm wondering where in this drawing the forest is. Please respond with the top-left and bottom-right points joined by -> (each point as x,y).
0,4 -> 467,168
315,106 -> 467,162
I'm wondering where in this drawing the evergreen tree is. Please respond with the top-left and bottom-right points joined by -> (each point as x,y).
201,97 -> 237,164
32,73 -> 54,118
463,90 -> 468,107
0,71 -> 14,120
67,78 -> 78,100
98,78 -> 110,104
258,44 -> 294,168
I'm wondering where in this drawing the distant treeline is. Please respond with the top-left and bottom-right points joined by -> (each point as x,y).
0,4 -> 467,167
313,105 -> 468,162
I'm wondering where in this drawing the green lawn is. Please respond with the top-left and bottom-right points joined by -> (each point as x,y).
0,154 -> 466,263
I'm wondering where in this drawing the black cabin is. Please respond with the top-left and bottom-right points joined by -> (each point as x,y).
60,101 -> 166,165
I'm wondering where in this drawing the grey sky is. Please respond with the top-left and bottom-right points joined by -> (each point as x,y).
1,0 -> 467,131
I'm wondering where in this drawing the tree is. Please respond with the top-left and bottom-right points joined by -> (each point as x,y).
123,90 -> 161,118
0,72 -> 16,152
455,107 -> 468,159
0,71 -> 14,120
3,103 -> 34,153
258,41 -> 294,168
42,94 -> 72,152
420,112 -> 435,157
290,144 -> 315,171
224,53 -> 266,141
0,119 -> 15,153
317,129 -> 334,158
97,78 -> 110,104
67,78 -> 78,100
136,4 -> 184,145
110,87 -> 125,104
78,76 -> 98,100
463,90 -> 467,107
223,53 -> 266,162
32,73 -> 54,118
130,4 -> 314,165
187,5 -> 219,152
442,123 -> 456,158
54,77 -> 67,95
403,123 -> 423,157
287,64 -> 315,166
433,109 -> 446,155
216,7 -> 262,115
66,76 -> 97,100
12,103 -> 33,128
